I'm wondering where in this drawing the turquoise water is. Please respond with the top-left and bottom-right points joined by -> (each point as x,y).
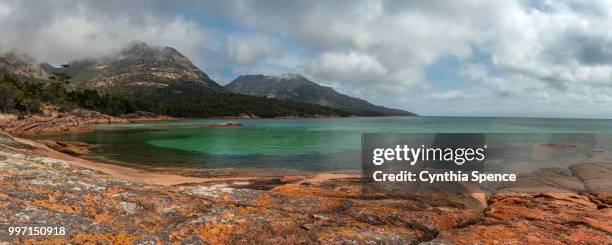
34,117 -> 612,171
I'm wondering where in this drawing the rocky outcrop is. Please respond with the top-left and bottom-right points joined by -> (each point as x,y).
0,115 -> 91,135
0,53 -> 49,81
0,133 -> 483,244
0,112 -> 132,135
120,111 -> 177,122
70,109 -> 129,124
427,163 -> 612,244
85,115 -> 129,124
39,140 -> 90,156
0,110 -> 178,136
428,192 -> 612,244
0,133 -> 609,244
74,109 -> 177,123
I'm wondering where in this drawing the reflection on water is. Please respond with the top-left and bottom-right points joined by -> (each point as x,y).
30,117 -> 612,171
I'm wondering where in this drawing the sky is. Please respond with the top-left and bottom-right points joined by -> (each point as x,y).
1,0 -> 612,118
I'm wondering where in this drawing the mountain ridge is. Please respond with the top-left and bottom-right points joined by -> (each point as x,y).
0,41 -> 415,117
226,74 -> 415,116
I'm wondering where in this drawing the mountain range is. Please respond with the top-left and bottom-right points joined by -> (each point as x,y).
0,41 -> 415,117
226,74 -> 415,116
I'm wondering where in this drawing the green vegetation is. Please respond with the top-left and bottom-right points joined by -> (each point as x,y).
0,74 -> 147,116
130,81 -> 350,118
158,92 -> 350,117
0,74 -> 350,118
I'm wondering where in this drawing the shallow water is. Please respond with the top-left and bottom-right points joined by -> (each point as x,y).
34,117 -> 612,171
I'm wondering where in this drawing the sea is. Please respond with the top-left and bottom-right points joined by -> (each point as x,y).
32,117 -> 612,172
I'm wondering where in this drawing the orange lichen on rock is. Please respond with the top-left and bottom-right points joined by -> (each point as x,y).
0,133 -> 611,244
196,224 -> 234,245
71,233 -> 139,244
279,175 -> 307,183
429,192 -> 612,244
254,193 -> 273,206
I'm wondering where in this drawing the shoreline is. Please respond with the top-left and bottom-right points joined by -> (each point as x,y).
78,153 -> 357,180
2,134 -> 205,186
4,114 -> 362,184
2,133 -> 298,186
0,111 -> 179,136
2,132 -> 359,186
0,112 -> 368,137
0,111 -> 419,137
0,132 -> 610,243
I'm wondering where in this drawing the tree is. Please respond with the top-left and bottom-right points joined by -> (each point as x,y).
48,64 -> 72,84
0,83 -> 21,113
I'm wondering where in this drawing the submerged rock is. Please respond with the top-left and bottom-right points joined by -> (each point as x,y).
207,121 -> 242,127
39,140 -> 90,156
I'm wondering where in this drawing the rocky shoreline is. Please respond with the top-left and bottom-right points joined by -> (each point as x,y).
0,133 -> 610,243
0,111 -> 176,136
0,110 -> 341,136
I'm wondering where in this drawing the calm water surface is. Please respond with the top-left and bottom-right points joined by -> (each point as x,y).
34,117 -> 612,171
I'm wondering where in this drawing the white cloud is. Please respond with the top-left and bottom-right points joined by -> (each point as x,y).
0,1 -> 212,65
431,90 -> 473,101
306,51 -> 392,96
3,0 -> 612,117
309,51 -> 386,79
204,0 -> 502,107
484,0 -> 612,90
0,2 -> 13,17
460,63 -> 489,81
226,33 -> 279,67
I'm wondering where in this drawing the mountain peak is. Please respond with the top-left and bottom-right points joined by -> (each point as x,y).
118,41 -> 187,63
270,73 -> 306,80
226,74 -> 415,116
57,41 -> 222,93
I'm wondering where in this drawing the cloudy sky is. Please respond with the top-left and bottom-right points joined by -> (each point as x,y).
1,0 -> 612,118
